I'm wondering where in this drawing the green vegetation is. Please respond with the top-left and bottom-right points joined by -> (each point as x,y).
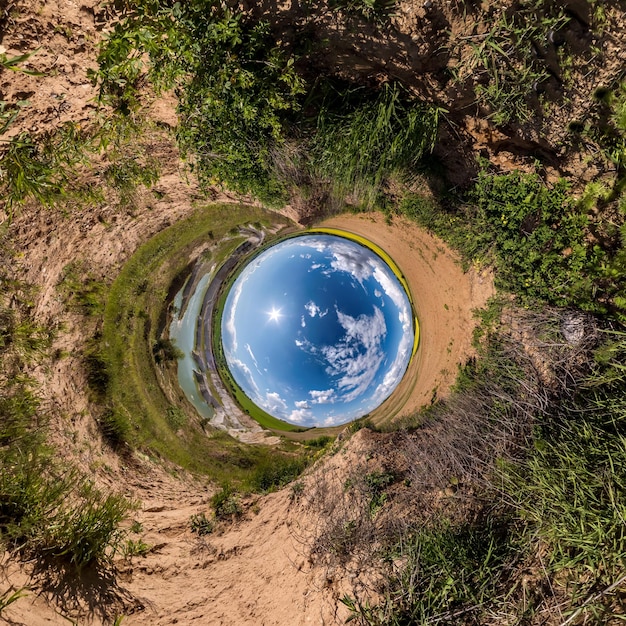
0,106 -> 162,223
341,318 -> 626,624
0,124 -> 88,217
248,455 -> 308,493
0,278 -> 130,569
211,484 -> 242,520
400,164 -> 625,320
90,1 -> 305,203
342,520 -> 520,624
311,84 -> 440,209
328,0 -> 396,22
190,512 -> 214,536
90,1 -> 440,210
99,203 -> 295,474
58,261 -> 107,316
449,1 -> 570,126
4,1 -> 626,622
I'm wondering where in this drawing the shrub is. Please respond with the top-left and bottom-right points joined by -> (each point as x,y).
400,168 -> 602,310
91,1 -> 305,204
211,484 -> 242,520
190,512 -> 214,536
248,455 -> 307,492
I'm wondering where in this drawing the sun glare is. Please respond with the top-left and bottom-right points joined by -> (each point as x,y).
268,307 -> 282,323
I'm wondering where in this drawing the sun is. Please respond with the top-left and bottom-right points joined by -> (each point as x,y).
268,307 -> 283,323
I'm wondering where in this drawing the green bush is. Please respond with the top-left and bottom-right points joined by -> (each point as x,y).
248,455 -> 307,492
400,168 -> 604,310
211,484 -> 242,520
0,124 -> 87,217
58,262 -> 107,316
91,1 -> 305,204
302,435 -> 335,449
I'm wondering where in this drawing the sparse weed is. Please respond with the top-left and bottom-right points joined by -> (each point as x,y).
449,3 -> 569,126
122,538 -> 150,558
98,406 -> 131,447
0,587 -> 29,613
290,481 -> 304,501
328,0 -> 396,22
190,512 -> 214,536
211,484 -> 242,520
165,406 -> 187,431
58,262 -> 107,316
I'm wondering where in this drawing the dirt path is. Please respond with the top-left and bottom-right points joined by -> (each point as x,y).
318,212 -> 494,424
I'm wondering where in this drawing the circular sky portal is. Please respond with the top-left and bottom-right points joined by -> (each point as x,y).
221,233 -> 415,427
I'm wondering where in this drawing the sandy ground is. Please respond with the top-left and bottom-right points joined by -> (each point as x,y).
2,205 -> 492,626
318,212 -> 494,423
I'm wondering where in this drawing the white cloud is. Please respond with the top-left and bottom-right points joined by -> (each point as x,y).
328,242 -> 374,283
288,408 -> 313,424
294,400 -> 310,409
305,301 -> 320,317
372,265 -> 411,331
228,357 -> 261,399
323,415 -> 344,427
304,301 -> 329,318
309,389 -> 336,404
263,391 -> 288,416
224,272 -> 246,353
245,343 -> 261,373
301,316 -> 306,328
316,307 -> 388,404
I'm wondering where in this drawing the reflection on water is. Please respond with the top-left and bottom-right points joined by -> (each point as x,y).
169,272 -> 215,419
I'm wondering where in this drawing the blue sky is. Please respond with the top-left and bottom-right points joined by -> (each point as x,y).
221,234 -> 414,427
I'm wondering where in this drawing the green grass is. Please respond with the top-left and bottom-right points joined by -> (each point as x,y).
311,83 -> 440,209
0,280 -> 131,569
100,202 -> 307,480
342,518 -> 521,625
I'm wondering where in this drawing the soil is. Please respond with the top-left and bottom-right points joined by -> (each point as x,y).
0,0 -> 623,623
